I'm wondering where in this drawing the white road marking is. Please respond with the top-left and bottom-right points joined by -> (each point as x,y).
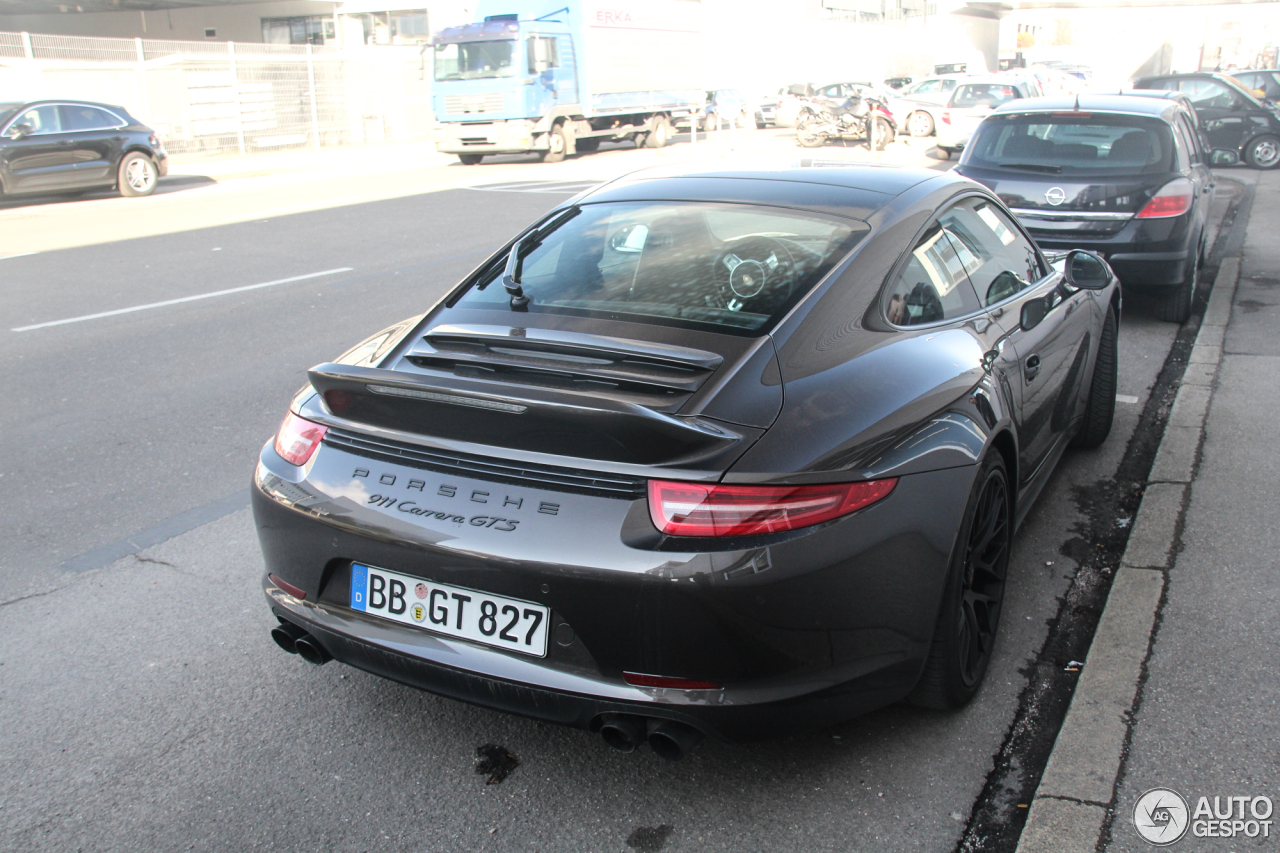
0,252 -> 37,261
11,267 -> 353,332
1116,394 -> 1139,404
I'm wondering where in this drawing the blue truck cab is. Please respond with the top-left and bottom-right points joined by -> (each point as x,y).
430,0 -> 702,164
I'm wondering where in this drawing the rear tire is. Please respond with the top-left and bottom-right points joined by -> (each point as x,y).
457,153 -> 484,165
936,146 -> 954,160
1245,134 -> 1280,169
1154,247 -> 1198,323
869,117 -> 894,151
1070,306 -> 1118,449
909,450 -> 1011,710
643,116 -> 670,149
117,152 -> 158,197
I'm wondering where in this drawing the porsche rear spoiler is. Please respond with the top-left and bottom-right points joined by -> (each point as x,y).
306,362 -> 761,470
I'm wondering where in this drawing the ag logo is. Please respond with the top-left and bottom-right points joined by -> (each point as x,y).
1134,788 -> 1190,845
1045,186 -> 1067,206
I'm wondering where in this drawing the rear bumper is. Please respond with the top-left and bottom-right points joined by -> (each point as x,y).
1032,232 -> 1195,288
252,435 -> 978,741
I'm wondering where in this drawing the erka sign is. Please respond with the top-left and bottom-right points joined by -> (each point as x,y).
587,0 -> 700,32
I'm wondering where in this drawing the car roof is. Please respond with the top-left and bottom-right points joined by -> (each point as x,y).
990,94 -> 1181,119
580,161 -> 968,221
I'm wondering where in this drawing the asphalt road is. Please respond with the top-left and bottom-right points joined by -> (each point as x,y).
0,143 -> 1233,852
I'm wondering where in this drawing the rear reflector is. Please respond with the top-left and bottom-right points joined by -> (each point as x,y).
273,411 -> 327,466
1136,178 -> 1194,219
942,109 -> 951,125
269,573 -> 307,600
624,672 -> 722,690
648,478 -> 898,537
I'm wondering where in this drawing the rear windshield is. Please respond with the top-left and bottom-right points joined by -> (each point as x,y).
454,201 -> 867,335
952,83 -> 1020,108
965,114 -> 1175,175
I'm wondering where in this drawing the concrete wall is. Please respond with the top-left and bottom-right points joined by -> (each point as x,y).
0,1 -> 336,43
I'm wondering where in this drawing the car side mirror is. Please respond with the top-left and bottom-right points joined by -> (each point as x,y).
1210,149 -> 1240,166
1063,249 -> 1112,290
1020,297 -> 1047,331
6,122 -> 33,139
609,223 -> 648,254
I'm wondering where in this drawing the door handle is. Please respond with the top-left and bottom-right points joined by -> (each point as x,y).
1024,354 -> 1041,382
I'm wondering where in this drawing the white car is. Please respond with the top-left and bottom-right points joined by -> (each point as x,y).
895,74 -> 971,137
934,78 -> 1040,158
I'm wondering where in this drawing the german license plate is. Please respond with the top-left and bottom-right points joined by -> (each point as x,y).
350,563 -> 549,657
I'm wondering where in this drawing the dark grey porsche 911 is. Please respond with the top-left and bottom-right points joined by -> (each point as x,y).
253,161 -> 1119,759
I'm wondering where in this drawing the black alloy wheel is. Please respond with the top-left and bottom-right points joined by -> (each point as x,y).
910,451 -> 1012,709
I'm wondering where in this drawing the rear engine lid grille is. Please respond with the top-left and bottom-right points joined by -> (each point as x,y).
323,427 -> 646,498
400,324 -> 722,414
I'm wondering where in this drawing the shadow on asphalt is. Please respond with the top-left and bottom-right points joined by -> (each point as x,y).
0,174 -> 217,210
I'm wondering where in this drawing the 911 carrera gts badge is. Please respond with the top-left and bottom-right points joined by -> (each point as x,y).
353,467 -> 560,526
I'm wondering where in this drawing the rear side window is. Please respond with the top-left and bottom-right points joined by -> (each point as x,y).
965,113 -> 1176,175
60,105 -> 121,131
1175,79 -> 1240,110
939,198 -> 1043,307
884,222 -> 983,327
952,84 -> 1020,108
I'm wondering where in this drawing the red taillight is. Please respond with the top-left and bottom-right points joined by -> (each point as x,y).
273,412 -> 327,466
1136,179 -> 1194,219
269,573 -> 307,600
624,672 -> 722,690
942,108 -> 951,125
647,478 -> 898,538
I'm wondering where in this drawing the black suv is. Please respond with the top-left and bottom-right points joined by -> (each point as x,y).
956,95 -> 1211,322
0,100 -> 168,199
1133,72 -> 1280,169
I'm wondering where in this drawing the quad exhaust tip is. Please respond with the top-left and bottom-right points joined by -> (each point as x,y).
598,714 -> 703,761
271,621 -> 331,665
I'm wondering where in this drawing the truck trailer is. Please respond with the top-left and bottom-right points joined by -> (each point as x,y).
430,0 -> 704,164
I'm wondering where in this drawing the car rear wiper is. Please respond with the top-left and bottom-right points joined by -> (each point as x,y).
502,205 -> 581,309
998,162 -> 1064,173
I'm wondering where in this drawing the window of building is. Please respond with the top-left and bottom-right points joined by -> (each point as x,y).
261,16 -> 335,46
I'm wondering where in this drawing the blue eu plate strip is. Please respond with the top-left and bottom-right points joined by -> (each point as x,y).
350,563 -> 368,611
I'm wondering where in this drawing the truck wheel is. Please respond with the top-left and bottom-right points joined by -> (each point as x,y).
643,116 -> 670,149
540,126 -> 567,163
457,154 -> 483,165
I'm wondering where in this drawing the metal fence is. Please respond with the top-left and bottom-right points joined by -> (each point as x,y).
0,31 -> 434,156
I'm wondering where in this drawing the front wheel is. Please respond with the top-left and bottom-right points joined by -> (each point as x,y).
117,152 -> 158,197
908,110 -> 934,137
796,116 -> 827,148
1245,134 -> 1280,169
540,125 -> 567,163
457,153 -> 484,165
909,450 -> 1012,709
1071,306 -> 1118,449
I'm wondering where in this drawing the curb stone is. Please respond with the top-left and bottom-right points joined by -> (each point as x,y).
1014,255 -> 1240,853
